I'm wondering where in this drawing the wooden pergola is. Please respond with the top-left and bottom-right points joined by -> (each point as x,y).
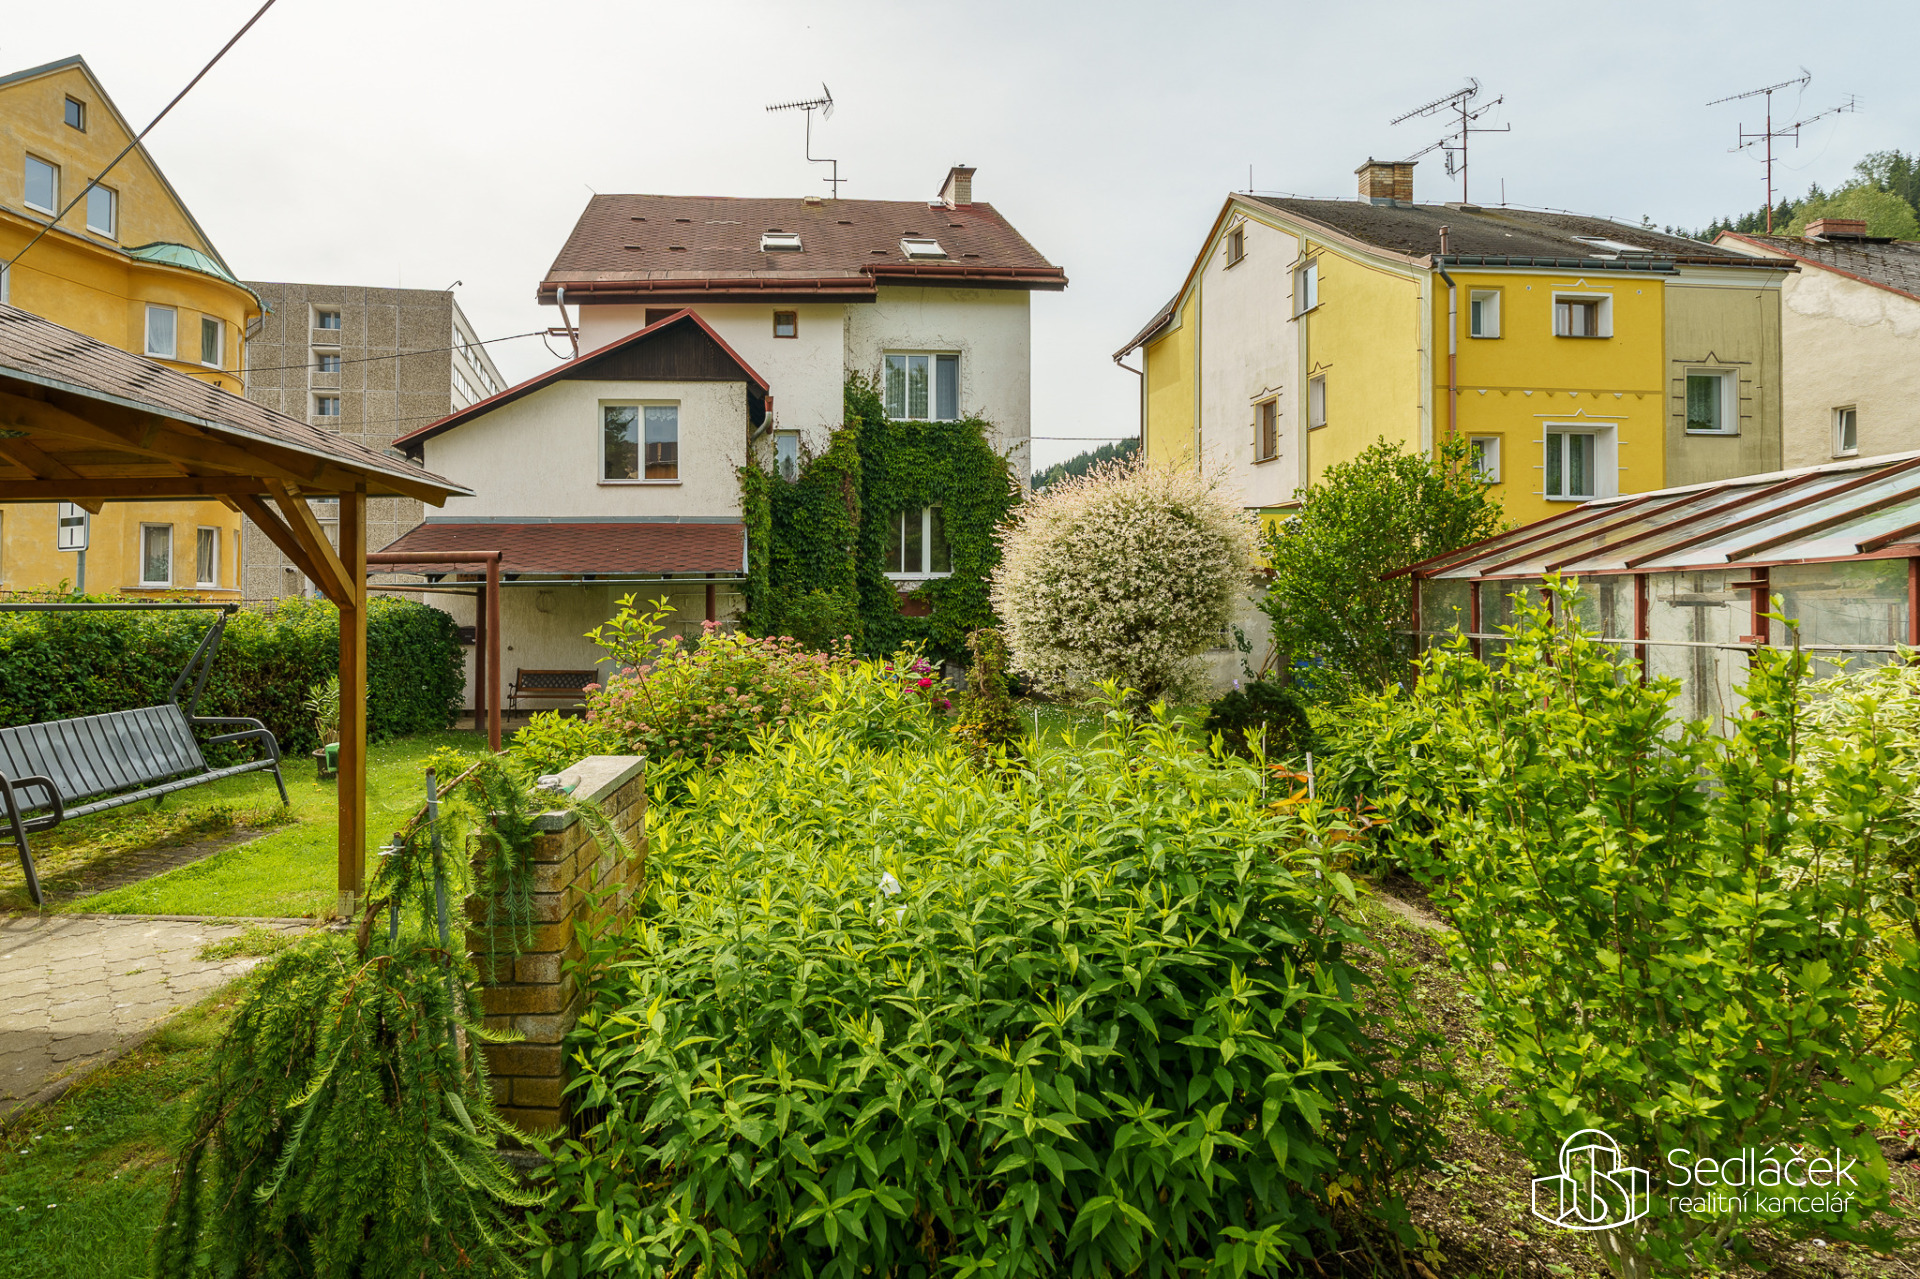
0,304 -> 469,917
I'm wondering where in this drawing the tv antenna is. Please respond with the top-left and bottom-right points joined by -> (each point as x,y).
765,84 -> 845,198
1390,78 -> 1508,205
1707,70 -> 1858,232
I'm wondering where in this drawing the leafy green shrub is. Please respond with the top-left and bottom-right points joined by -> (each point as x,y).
1387,587 -> 1920,1276
509,712 -> 623,780
1803,656 -> 1920,878
774,587 -> 863,652
1260,436 -> 1505,703
1201,679 -> 1317,760
538,698 -> 1442,1277
951,625 -> 1023,765
0,595 -> 462,755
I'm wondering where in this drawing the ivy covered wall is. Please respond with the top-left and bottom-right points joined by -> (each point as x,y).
740,375 -> 1019,662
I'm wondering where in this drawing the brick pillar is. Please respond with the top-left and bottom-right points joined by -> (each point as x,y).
467,755 -> 646,1135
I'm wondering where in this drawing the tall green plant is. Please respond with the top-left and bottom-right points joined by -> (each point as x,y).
536,691 -> 1444,1277
1260,435 -> 1505,701
1390,587 -> 1920,1277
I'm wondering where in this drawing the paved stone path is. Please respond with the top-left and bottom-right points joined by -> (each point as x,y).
0,914 -> 311,1118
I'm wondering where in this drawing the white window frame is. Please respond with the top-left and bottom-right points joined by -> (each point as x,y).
23,155 -> 57,214
1225,225 -> 1245,267
1253,397 -> 1279,462
599,400 -> 681,484
1,263 -> 9,305
199,315 -> 223,368
1543,424 -> 1616,502
1469,435 -> 1501,483
316,352 -> 342,373
1468,289 -> 1501,338
85,182 -> 116,238
1682,368 -> 1737,436
1307,374 -> 1327,429
145,304 -> 178,359
1834,406 -> 1859,458
195,526 -> 219,588
1551,291 -> 1613,339
883,351 -> 961,421
314,308 -> 342,331
883,505 -> 953,581
1294,259 -> 1320,315
314,395 -> 341,417
138,523 -> 174,588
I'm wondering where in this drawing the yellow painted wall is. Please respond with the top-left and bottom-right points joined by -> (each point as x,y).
1140,292 -> 1196,466
0,59 -> 251,596
1436,270 -> 1666,527
1301,245 -> 1424,484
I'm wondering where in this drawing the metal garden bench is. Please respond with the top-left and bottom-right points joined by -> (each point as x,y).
1,603 -> 288,907
509,668 -> 598,712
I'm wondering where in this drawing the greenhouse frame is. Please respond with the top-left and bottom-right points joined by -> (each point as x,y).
1398,451 -> 1920,728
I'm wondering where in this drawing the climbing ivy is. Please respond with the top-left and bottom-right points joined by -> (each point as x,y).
741,375 -> 1019,664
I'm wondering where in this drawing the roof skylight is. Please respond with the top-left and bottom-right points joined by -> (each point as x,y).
760,232 -> 803,252
901,237 -> 947,259
1572,236 -> 1652,256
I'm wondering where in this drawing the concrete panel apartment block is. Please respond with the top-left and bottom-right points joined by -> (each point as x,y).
465,755 -> 647,1135
238,282 -> 508,601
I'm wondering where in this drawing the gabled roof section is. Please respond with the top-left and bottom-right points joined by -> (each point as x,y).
539,193 -> 1066,303
0,55 -> 239,277
394,308 -> 769,453
1716,231 -> 1920,303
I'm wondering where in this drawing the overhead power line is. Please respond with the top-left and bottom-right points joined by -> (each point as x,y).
4,0 -> 281,273
178,329 -> 547,377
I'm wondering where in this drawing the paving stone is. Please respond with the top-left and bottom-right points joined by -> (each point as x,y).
0,914 -> 312,1117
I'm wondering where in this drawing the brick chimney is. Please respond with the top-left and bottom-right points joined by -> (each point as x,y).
1356,158 -> 1415,205
940,165 -> 976,209
1804,217 -> 1868,240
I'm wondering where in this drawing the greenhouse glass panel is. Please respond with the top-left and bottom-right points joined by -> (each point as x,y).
1647,571 -> 1745,732
1772,559 -> 1908,679
1420,579 -> 1471,652
1477,578 -> 1544,665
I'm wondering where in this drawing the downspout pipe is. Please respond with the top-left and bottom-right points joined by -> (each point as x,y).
1112,352 -> 1144,458
554,285 -> 580,358
1435,228 -> 1458,446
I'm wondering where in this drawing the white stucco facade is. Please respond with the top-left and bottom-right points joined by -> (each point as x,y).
1774,268 -> 1920,470
570,286 -> 1034,481
418,378 -> 750,522
1195,213 -> 1303,511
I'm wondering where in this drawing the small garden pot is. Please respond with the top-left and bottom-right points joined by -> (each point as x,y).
314,742 -> 339,782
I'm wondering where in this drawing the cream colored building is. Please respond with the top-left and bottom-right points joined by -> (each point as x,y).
1718,220 -> 1920,469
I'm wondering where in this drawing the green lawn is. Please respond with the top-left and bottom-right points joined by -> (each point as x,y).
1,732 -> 486,918
0,982 -> 241,1279
1019,700 -> 1208,749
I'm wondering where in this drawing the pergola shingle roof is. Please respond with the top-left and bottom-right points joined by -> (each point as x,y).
0,303 -> 466,504
378,521 -> 746,577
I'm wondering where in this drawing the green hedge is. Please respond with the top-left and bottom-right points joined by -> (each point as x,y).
0,596 -> 464,757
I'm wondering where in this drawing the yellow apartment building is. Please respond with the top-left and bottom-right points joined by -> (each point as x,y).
1118,160 -> 1792,529
0,55 -> 258,597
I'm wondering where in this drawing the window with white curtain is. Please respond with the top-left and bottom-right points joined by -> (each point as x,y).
196,528 -> 218,587
1307,375 -> 1327,429
884,506 -> 951,579
1685,371 -> 1734,434
774,431 -> 800,481
140,524 -> 173,587
1546,430 -> 1599,500
1294,260 -> 1320,314
145,305 -> 177,359
883,353 -> 960,420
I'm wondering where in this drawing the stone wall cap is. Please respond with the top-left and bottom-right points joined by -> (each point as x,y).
531,755 -> 646,830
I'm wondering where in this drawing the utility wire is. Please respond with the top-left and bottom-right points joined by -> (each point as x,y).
177,328 -> 546,377
4,0 -> 281,273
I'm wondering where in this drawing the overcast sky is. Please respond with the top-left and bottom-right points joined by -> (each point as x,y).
7,0 -> 1916,468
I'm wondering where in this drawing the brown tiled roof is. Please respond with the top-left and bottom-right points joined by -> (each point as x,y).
0,303 -> 466,499
377,521 -> 746,576
1252,197 -> 1782,267
539,194 -> 1066,302
1716,231 -> 1920,302
395,309 -> 767,453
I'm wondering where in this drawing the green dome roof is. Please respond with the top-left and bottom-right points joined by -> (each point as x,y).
122,242 -> 259,306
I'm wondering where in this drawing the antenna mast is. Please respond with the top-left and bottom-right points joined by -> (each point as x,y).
1707,69 -> 1858,232
1390,78 -> 1509,204
765,84 -> 845,198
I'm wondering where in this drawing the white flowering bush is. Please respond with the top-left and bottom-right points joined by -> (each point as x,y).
991,457 -> 1257,705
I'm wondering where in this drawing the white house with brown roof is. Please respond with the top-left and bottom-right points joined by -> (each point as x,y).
1717,220 -> 1920,469
539,166 -> 1065,482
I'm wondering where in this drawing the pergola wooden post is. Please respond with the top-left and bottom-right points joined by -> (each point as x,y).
0,306 -> 469,919
366,550 -> 502,754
